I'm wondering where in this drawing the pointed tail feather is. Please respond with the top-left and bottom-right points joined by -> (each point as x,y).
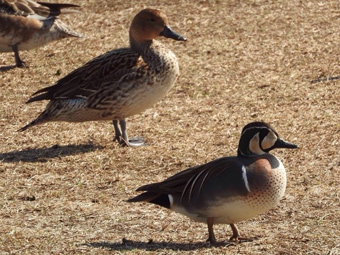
18,112 -> 48,132
26,92 -> 50,104
18,119 -> 40,132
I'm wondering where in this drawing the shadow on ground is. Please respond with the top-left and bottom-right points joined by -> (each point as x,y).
85,239 -> 235,252
0,143 -> 103,162
0,65 -> 17,72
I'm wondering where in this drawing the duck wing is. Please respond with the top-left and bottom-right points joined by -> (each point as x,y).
134,157 -> 250,203
26,49 -> 143,103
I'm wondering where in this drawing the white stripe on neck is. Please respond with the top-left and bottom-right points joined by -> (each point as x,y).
242,165 -> 251,192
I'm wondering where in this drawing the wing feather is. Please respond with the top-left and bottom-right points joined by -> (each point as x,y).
27,49 -> 143,103
137,157 -> 237,200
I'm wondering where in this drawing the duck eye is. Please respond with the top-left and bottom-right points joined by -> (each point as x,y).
150,18 -> 156,22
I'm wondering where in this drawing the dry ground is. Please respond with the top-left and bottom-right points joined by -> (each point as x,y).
0,0 -> 339,254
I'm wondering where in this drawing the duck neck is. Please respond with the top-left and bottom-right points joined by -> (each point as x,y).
237,149 -> 265,158
129,36 -> 165,73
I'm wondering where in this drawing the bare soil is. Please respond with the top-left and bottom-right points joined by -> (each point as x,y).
0,0 -> 339,254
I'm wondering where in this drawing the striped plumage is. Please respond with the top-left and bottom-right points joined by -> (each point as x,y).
128,122 -> 298,243
19,8 -> 186,146
0,0 -> 81,67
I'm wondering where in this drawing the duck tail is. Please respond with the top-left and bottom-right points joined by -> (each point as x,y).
18,117 -> 43,132
127,192 -> 170,209
18,109 -> 51,132
54,19 -> 84,38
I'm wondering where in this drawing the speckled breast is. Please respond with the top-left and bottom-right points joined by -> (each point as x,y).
212,158 -> 287,224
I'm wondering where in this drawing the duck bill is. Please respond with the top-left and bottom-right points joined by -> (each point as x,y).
160,25 -> 186,41
274,138 -> 298,149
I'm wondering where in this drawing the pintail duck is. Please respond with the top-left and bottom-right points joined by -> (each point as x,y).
19,8 -> 186,146
0,0 -> 82,67
128,122 -> 298,243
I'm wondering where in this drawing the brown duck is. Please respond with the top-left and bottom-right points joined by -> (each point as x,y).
20,8 -> 186,146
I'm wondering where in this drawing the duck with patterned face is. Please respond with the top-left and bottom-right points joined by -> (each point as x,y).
19,8 -> 186,146
0,0 -> 82,67
128,122 -> 298,244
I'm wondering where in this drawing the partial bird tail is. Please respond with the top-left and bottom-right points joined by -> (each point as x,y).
127,192 -> 171,209
54,19 -> 84,38
18,109 -> 51,132
18,118 -> 41,132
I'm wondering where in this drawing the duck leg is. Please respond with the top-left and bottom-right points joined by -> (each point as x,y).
112,119 -> 145,147
229,223 -> 253,242
12,44 -> 26,68
113,119 -> 123,143
229,223 -> 240,242
206,217 -> 217,244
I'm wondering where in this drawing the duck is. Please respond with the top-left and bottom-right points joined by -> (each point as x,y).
0,0 -> 82,67
19,8 -> 186,147
127,121 -> 298,243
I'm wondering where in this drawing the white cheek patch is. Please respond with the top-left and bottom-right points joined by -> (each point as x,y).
249,133 -> 265,155
261,131 -> 277,150
242,165 -> 251,192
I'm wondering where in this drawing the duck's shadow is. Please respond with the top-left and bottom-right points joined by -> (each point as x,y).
0,143 -> 103,162
85,239 -> 234,252
0,65 -> 17,72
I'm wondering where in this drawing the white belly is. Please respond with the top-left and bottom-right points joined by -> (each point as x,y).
172,197 -> 281,224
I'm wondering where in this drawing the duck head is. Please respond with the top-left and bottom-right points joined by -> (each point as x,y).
237,121 -> 298,157
129,8 -> 186,44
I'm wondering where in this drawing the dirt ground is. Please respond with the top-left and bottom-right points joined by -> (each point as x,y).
0,0 -> 339,254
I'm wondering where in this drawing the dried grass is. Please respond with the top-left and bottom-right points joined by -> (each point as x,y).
0,0 -> 339,254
